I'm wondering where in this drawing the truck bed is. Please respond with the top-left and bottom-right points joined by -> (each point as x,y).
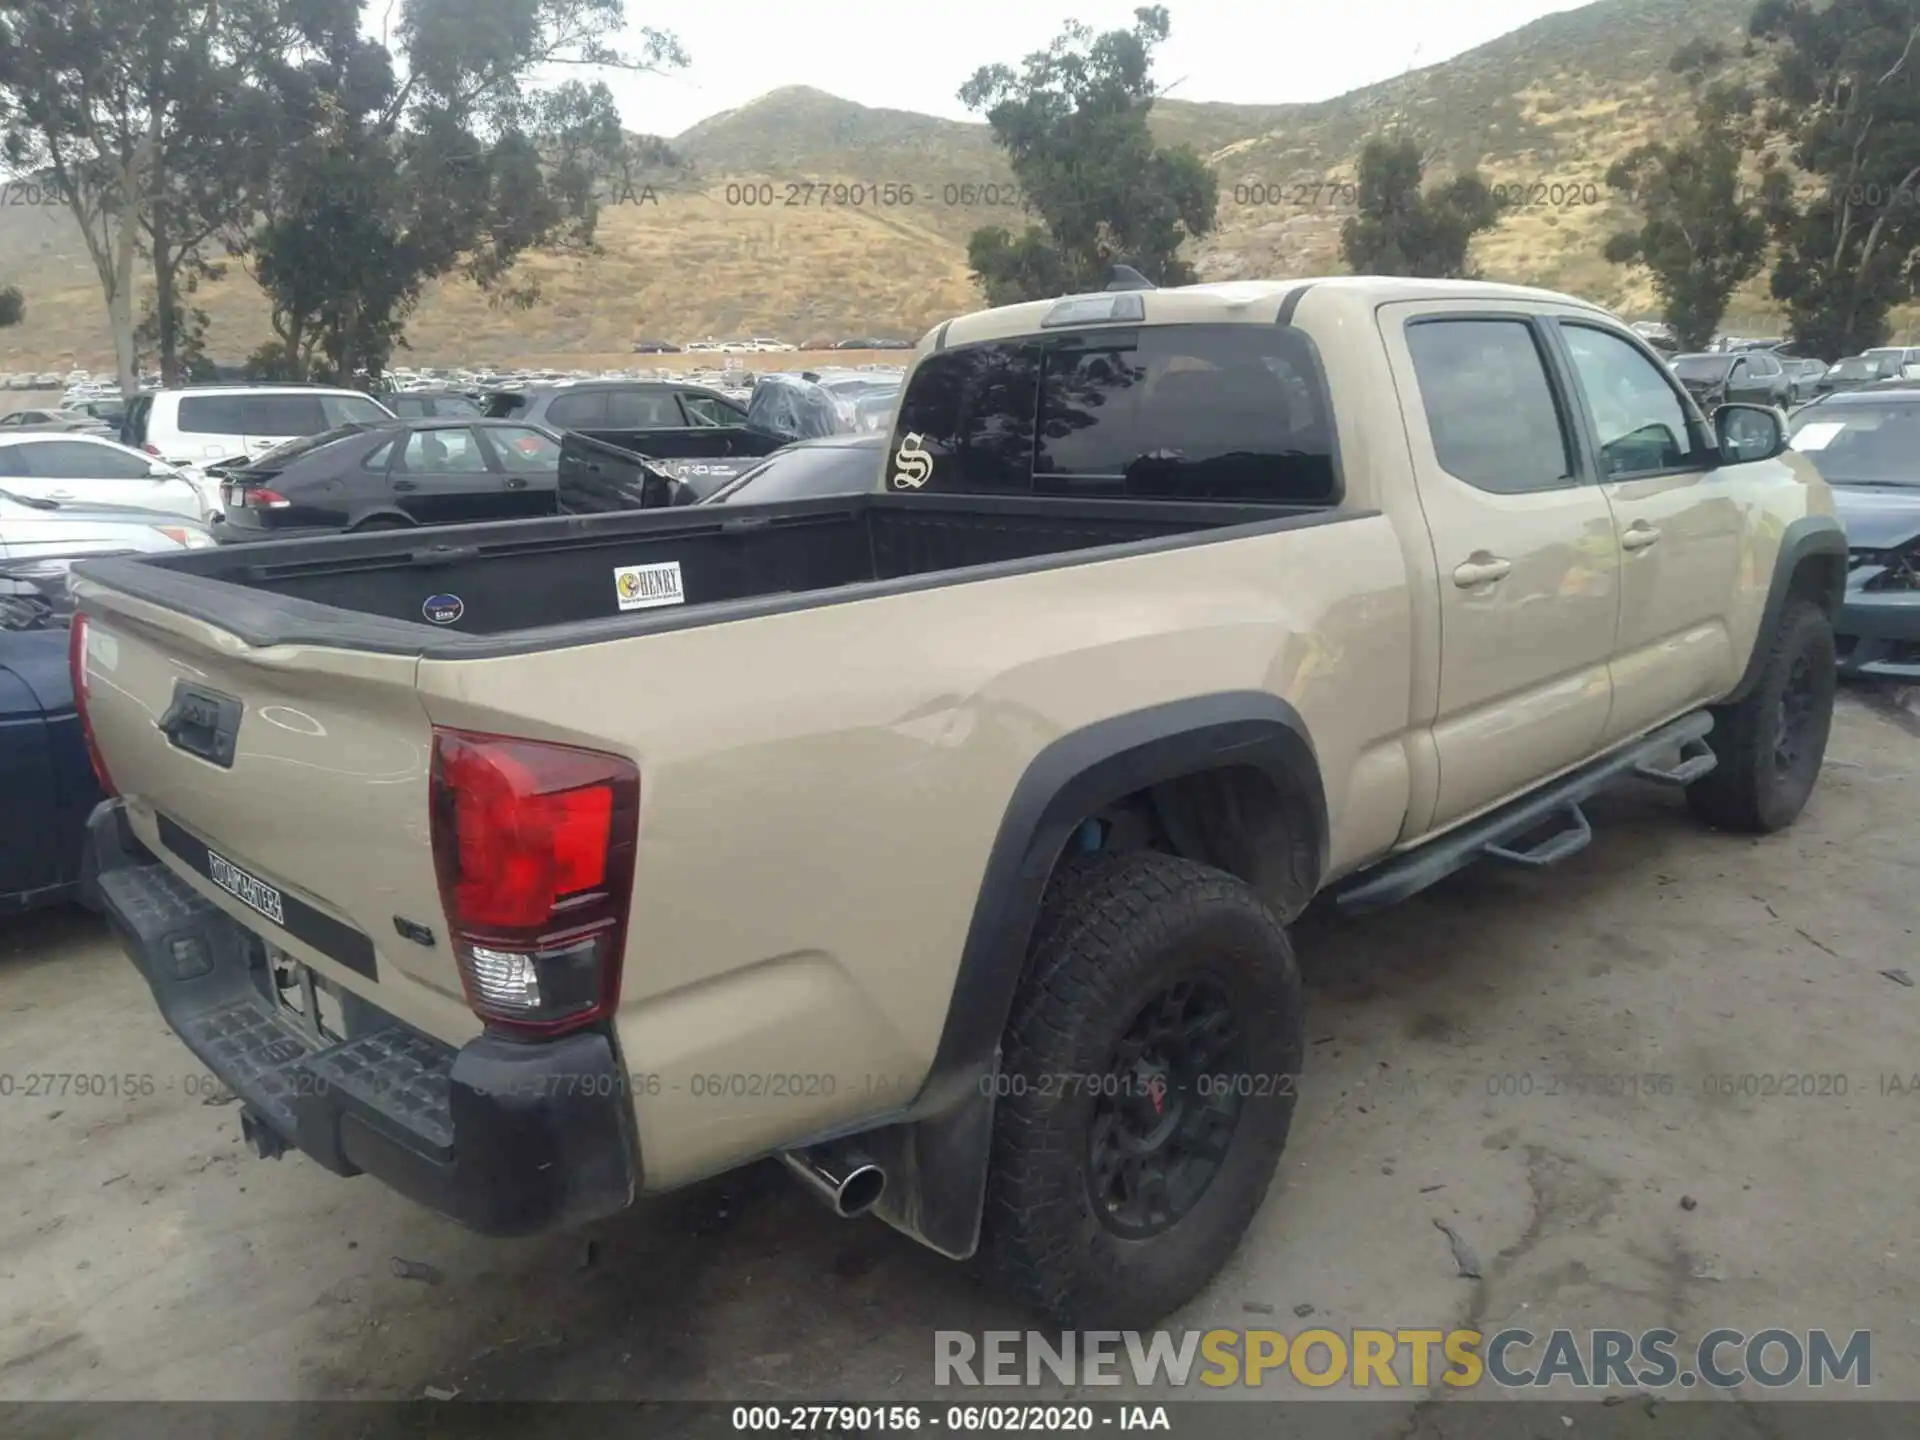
73,492 -> 1346,656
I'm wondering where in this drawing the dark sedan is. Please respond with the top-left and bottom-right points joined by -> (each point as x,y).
1671,352 -> 1792,411
1786,388 -> 1920,680
216,418 -> 564,540
702,432 -> 885,504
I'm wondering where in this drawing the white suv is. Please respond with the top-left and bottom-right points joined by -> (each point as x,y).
125,385 -> 394,466
123,385 -> 395,516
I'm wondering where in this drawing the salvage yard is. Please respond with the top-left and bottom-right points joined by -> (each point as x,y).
2,686 -> 1916,1427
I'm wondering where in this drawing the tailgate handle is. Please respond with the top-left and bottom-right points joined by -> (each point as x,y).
158,683 -> 243,769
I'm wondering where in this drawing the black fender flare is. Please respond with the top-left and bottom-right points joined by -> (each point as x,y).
856,692 -> 1326,1260
1722,515 -> 1847,706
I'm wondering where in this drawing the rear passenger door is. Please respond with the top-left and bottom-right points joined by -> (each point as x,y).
388,426 -> 510,525
475,426 -> 562,516
1383,305 -> 1620,831
1550,320 -> 1744,741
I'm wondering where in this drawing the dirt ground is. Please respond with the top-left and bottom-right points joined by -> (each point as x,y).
2,685 -> 1916,1433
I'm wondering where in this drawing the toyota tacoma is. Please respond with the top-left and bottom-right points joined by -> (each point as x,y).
70,277 -> 1844,1326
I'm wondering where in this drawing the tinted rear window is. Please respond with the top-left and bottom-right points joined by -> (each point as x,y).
176,395 -> 246,434
605,389 -> 685,427
546,391 -> 610,428
888,324 -> 1338,503
175,393 -> 330,436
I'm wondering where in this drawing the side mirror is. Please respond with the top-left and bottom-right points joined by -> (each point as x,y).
1714,403 -> 1787,465
146,460 -> 173,478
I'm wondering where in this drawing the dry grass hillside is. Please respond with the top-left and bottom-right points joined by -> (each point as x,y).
5,0 -> 1901,369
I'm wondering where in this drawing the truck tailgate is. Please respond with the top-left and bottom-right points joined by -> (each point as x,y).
71,577 -> 472,1041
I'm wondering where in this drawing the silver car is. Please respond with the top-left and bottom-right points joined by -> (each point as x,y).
0,488 -> 217,572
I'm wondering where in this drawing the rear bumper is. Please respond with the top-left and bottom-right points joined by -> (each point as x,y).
82,800 -> 639,1236
1836,592 -> 1920,680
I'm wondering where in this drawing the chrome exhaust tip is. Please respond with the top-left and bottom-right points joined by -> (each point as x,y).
780,1142 -> 886,1218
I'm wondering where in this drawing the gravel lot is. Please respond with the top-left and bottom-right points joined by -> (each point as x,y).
1,685 -> 1915,1433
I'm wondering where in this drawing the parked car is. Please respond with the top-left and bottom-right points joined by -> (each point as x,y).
215,419 -> 564,541
486,381 -> 788,490
702,432 -> 885,504
123,385 -> 397,473
0,408 -> 108,435
377,389 -> 485,420
1670,351 -> 1792,411
1780,357 -> 1829,404
631,340 -> 681,354
1786,386 -> 1920,680
0,433 -> 208,520
71,275 -> 1842,1327
1861,346 -> 1920,380
0,491 -> 213,913
1814,354 -> 1900,397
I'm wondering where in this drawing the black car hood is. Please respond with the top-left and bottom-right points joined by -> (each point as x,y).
1832,483 -> 1920,549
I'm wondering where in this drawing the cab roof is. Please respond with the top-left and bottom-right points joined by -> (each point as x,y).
929,275 -> 1617,350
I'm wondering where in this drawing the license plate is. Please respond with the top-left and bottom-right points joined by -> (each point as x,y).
207,848 -> 286,926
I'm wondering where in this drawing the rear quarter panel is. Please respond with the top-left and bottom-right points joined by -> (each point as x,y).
416,515 -> 1415,1186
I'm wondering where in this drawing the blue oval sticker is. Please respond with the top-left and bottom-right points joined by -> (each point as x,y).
423,594 -> 464,625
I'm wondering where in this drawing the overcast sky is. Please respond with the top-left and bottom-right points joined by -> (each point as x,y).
588,0 -> 1595,135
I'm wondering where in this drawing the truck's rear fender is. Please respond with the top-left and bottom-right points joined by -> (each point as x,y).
861,692 -> 1325,1259
926,690 -> 1325,1096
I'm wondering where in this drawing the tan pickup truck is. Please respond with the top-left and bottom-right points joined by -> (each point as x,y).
69,277 -> 1846,1327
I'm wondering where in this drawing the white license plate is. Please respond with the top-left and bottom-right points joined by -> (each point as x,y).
207,848 -> 286,926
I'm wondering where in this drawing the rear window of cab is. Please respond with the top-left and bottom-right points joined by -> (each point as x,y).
885,323 -> 1340,504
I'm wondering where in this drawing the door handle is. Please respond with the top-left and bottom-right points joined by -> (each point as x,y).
1621,524 -> 1661,551
392,479 -> 418,491
504,477 -> 527,489
1452,555 -> 1512,587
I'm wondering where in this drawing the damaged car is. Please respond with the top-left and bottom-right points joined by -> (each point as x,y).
1787,388 -> 1920,679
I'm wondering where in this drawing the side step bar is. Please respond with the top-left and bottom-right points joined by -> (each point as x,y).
1334,711 -> 1716,916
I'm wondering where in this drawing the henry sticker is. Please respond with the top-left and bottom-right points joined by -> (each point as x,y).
422,593 -> 464,625
615,561 -> 685,611
891,432 -> 933,489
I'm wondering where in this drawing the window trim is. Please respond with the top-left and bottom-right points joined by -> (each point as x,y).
361,437 -> 399,473
893,321 -> 1346,507
1401,310 -> 1589,494
1548,318 -> 1712,483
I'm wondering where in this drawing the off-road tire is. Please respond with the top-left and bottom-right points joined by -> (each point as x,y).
1686,599 -> 1836,833
979,851 -> 1304,1327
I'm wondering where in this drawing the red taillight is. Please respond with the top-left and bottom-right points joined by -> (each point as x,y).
68,614 -> 118,796
240,487 -> 291,510
428,728 -> 639,1036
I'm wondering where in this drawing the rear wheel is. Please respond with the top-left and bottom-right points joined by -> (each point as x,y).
980,851 -> 1303,1327
350,515 -> 412,533
1687,599 -> 1836,832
